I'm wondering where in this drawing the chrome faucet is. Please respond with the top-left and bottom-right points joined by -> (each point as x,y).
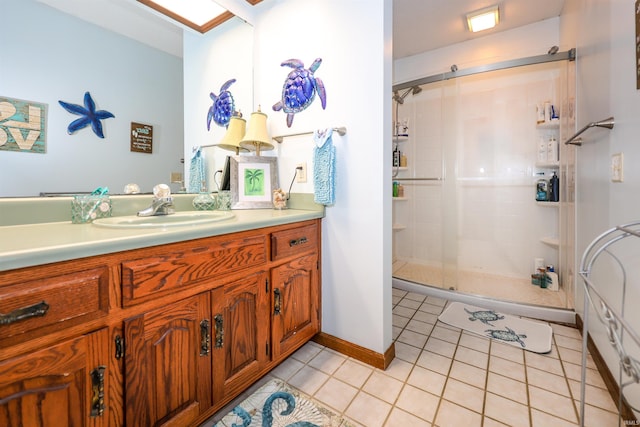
137,184 -> 175,216
137,197 -> 175,216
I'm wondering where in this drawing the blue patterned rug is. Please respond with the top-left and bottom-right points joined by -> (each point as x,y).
438,301 -> 553,353
214,379 -> 355,427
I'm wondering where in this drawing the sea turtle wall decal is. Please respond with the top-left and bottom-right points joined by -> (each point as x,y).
207,78 -> 236,130
485,327 -> 528,348
272,58 -> 326,127
464,307 -> 505,327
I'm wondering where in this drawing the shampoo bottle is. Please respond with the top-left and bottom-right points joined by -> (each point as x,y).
549,171 -> 559,202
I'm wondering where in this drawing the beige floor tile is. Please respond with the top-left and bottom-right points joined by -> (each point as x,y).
287,365 -> 329,396
562,361 -> 607,388
413,310 -> 439,324
442,377 -> 485,413
484,392 -> 531,427
531,408 -> 580,427
362,371 -> 404,404
398,298 -> 422,310
394,384 -> 439,424
487,371 -> 528,405
270,356 -> 304,381
430,324 -> 461,344
426,296 -> 447,307
291,341 -> 324,363
407,365 -> 446,396
525,351 -> 564,377
307,348 -> 346,375
405,318 -> 434,335
392,314 -> 410,328
314,377 -> 358,413
552,323 -> 582,339
454,345 -> 489,370
557,345 -> 597,369
345,391 -> 392,427
416,349 -> 453,375
580,402 -> 620,427
449,360 -> 487,389
567,379 -> 618,412
490,340 -> 525,364
405,292 -> 426,302
554,334 -> 583,351
383,357 -> 414,382
526,366 -> 571,397
333,359 -> 373,388
459,332 -> 491,353
424,336 -> 457,358
397,328 -> 429,348
489,354 -> 526,382
434,399 -> 482,427
392,325 -> 402,340
393,305 -> 417,318
394,341 -> 421,363
419,302 -> 444,315
528,385 -> 578,423
384,407 -> 432,427
482,417 -> 511,427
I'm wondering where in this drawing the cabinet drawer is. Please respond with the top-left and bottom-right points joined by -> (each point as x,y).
0,267 -> 110,344
122,235 -> 267,306
271,223 -> 318,261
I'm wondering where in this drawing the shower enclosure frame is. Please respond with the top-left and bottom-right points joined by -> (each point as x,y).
392,48 -> 577,315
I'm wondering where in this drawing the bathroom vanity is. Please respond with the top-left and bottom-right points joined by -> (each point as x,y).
0,199 -> 322,426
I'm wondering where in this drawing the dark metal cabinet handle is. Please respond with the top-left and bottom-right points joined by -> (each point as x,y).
90,366 -> 106,417
214,314 -> 224,348
200,320 -> 210,356
289,237 -> 308,247
0,301 -> 49,326
274,289 -> 282,315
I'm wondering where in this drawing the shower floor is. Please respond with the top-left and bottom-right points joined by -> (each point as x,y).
392,260 -> 567,309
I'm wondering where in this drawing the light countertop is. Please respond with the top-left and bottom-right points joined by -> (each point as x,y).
0,194 -> 324,272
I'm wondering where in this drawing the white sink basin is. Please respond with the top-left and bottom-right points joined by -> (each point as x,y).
92,211 -> 235,229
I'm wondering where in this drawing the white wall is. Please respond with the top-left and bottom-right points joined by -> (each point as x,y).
1,0 -> 184,196
183,18 -> 254,192
570,0 -> 640,413
184,0 -> 393,354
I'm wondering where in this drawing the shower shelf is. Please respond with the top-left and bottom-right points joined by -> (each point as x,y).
535,161 -> 560,168
392,224 -> 406,231
540,236 -> 559,248
536,121 -> 560,130
536,201 -> 559,207
392,197 -> 408,201
393,135 -> 409,142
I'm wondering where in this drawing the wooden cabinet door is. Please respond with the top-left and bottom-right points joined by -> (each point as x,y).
211,271 -> 270,403
124,293 -> 211,427
271,254 -> 320,359
0,328 -> 109,427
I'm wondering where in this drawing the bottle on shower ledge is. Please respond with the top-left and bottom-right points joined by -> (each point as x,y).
549,171 -> 559,202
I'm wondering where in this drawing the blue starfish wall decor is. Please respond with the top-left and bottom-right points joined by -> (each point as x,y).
58,91 -> 115,138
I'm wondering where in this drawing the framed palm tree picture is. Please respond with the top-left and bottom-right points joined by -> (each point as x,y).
230,156 -> 279,209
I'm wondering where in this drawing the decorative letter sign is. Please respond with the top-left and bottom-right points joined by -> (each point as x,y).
0,96 -> 47,153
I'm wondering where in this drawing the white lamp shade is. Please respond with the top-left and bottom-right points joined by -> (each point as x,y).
240,107 -> 274,155
215,115 -> 247,154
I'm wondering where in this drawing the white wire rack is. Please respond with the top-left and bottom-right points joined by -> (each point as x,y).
578,221 -> 640,426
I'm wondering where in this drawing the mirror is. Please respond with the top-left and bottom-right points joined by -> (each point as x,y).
0,0 -> 253,197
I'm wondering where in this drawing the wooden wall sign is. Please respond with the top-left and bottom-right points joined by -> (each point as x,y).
130,122 -> 153,153
0,96 -> 47,154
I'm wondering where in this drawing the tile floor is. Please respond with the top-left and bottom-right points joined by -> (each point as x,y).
204,288 -> 622,427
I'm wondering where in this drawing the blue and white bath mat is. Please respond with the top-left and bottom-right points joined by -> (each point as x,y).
438,302 -> 553,353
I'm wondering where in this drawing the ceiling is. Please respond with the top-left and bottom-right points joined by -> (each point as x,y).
38,0 -> 566,60
393,0 -> 566,59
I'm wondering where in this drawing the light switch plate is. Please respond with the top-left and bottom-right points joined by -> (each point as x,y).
611,153 -> 624,182
296,163 -> 307,183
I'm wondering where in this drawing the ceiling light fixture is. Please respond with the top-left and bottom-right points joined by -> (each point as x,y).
466,5 -> 500,33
